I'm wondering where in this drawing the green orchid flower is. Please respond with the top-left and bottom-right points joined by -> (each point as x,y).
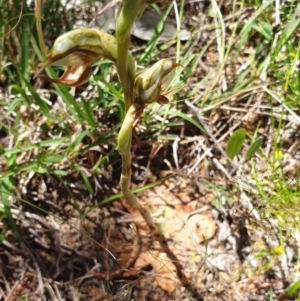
39,28 -> 119,87
133,58 -> 181,105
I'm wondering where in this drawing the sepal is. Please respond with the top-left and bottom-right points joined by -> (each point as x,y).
133,59 -> 180,105
38,28 -> 118,86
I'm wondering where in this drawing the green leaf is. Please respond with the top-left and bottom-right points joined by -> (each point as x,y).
52,170 -> 68,176
226,128 -> 246,159
284,279 -> 300,297
0,229 -> 7,244
25,79 -> 49,114
0,176 -> 21,243
72,164 -> 93,194
166,110 -> 205,132
0,138 -> 68,156
244,137 -> 263,160
98,78 -> 123,100
80,98 -> 97,128
139,4 -> 173,64
68,129 -> 91,154
9,85 -> 31,106
39,153 -> 65,164
5,97 -> 24,118
79,170 -> 93,194
252,21 -> 273,41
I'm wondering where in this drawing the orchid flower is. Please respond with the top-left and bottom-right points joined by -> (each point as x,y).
133,59 -> 181,105
39,28 -> 119,87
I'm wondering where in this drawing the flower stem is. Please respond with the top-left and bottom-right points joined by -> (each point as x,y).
118,104 -> 161,235
116,0 -> 140,112
116,0 -> 160,235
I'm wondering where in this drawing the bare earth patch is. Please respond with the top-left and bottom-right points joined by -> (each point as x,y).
0,170 -> 297,300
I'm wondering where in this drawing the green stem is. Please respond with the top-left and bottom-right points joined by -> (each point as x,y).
113,2 -> 197,295
116,0 -> 140,112
116,0 -> 160,235
35,0 -> 46,58
118,104 -> 160,234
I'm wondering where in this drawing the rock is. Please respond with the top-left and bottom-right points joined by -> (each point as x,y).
94,6 -> 191,41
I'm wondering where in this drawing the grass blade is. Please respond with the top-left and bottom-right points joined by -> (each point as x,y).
0,175 -> 21,243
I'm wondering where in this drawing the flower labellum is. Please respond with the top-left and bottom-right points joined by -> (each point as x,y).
133,59 -> 180,105
38,28 -> 118,87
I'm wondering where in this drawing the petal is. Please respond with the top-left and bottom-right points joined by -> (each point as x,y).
40,64 -> 92,87
161,65 -> 177,91
157,95 -> 169,104
134,77 -> 160,104
44,50 -> 98,67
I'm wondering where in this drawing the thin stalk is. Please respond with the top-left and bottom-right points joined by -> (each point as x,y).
35,0 -> 46,58
120,156 -> 159,234
116,0 -> 160,235
113,2 -> 203,297
115,0 -> 140,112
118,104 -> 161,234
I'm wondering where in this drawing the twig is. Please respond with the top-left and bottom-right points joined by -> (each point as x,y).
262,86 -> 300,124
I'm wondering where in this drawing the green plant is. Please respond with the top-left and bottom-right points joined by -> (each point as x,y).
36,0 -> 188,282
34,1 -> 209,294
282,279 -> 300,300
